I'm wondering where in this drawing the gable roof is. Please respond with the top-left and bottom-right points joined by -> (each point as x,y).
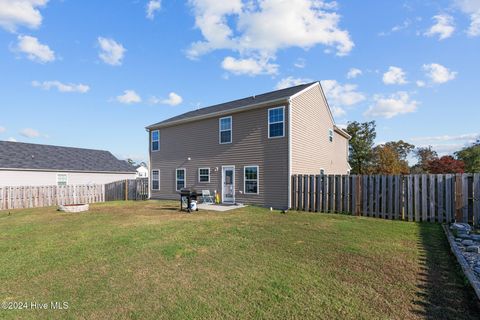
0,141 -> 136,173
146,82 -> 318,129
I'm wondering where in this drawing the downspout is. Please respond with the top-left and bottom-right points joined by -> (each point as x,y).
287,98 -> 293,210
146,128 -> 151,200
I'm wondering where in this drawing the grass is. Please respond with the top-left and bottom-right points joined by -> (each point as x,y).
0,201 -> 479,319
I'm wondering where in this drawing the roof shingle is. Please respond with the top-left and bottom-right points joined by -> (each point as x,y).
146,82 -> 317,129
0,141 -> 136,173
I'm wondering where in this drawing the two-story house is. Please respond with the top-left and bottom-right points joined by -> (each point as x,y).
146,81 -> 350,209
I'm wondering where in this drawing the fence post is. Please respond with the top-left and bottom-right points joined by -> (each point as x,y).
474,173 -> 480,227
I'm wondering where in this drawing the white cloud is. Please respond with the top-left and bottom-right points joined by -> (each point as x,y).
116,90 -> 141,104
221,56 -> 278,76
346,68 -> 362,79
275,77 -> 313,90
32,80 -> 90,93
424,14 -> 455,40
146,0 -> 161,19
98,37 -> 125,66
321,80 -> 365,117
382,66 -> 407,85
364,92 -> 418,119
187,0 -> 353,75
455,0 -> 480,36
416,80 -> 426,87
423,63 -> 457,84
410,133 -> 479,143
294,58 -> 306,68
20,128 -> 40,138
15,35 -> 55,63
0,0 -> 48,32
0,126 -> 5,133
150,92 -> 183,106
7,137 -> 17,142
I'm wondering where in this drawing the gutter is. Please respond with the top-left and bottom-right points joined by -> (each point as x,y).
0,168 -> 136,174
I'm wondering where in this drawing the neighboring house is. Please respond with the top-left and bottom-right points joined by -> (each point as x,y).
136,163 -> 149,178
0,141 -> 136,187
146,82 -> 351,209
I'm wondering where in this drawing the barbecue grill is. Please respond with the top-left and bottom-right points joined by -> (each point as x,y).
179,188 -> 200,212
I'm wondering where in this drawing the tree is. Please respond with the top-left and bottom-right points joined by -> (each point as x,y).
412,146 -> 438,173
346,121 -> 376,174
455,140 -> 480,173
372,141 -> 414,174
126,158 -> 136,166
428,156 -> 465,174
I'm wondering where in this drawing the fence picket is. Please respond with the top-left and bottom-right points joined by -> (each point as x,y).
474,174 -> 480,227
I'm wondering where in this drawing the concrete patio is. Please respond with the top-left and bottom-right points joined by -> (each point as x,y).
197,203 -> 247,212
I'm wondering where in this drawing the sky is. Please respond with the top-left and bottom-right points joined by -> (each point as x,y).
0,0 -> 479,164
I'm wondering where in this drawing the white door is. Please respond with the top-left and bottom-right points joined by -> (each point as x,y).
222,166 -> 235,203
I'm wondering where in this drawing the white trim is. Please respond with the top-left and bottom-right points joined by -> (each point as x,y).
175,168 -> 186,191
243,165 -> 259,195
151,169 -> 160,190
268,106 -> 285,139
198,167 -> 210,183
221,165 -> 235,203
219,116 -> 232,144
151,130 -> 160,152
287,100 -> 292,209
56,173 -> 68,186
289,82 -> 319,100
0,168 -> 135,174
147,97 -> 289,130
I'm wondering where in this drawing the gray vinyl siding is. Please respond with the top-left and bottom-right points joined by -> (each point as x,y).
149,105 -> 289,209
290,84 -> 350,175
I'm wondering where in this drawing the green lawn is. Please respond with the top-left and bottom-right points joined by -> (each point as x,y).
0,201 -> 479,319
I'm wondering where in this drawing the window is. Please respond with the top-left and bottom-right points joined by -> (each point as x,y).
151,130 -> 160,151
198,168 -> 210,183
328,129 -> 334,142
219,116 -> 232,144
268,107 -> 285,138
151,170 -> 160,190
57,174 -> 68,186
244,166 -> 259,194
176,168 -> 186,191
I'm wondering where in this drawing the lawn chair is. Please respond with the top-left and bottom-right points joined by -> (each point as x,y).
201,190 -> 214,204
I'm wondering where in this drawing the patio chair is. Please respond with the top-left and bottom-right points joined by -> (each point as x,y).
201,190 -> 214,204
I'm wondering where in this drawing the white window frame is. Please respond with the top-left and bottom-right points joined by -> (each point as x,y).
328,129 -> 334,143
151,130 -> 160,152
244,165 -> 259,195
56,173 -> 68,186
151,169 -> 160,190
176,168 -> 186,191
198,168 -> 210,183
268,106 -> 285,139
219,116 -> 232,144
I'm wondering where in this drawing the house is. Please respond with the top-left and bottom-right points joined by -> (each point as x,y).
136,163 -> 149,178
0,141 -> 136,187
146,82 -> 351,209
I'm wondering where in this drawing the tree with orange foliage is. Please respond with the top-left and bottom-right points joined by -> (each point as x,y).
428,156 -> 465,174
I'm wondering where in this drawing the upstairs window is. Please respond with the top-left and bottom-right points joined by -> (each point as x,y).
176,168 -> 186,191
151,130 -> 160,151
268,107 -> 285,138
151,170 -> 160,190
328,129 -> 334,142
244,166 -> 259,194
219,116 -> 232,144
198,168 -> 210,182
57,174 -> 68,186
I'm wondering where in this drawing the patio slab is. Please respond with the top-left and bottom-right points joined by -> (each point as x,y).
197,203 -> 246,212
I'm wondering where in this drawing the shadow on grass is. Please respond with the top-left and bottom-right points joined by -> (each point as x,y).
412,223 -> 480,319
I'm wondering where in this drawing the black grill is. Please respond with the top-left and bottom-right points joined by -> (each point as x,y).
179,188 -> 200,212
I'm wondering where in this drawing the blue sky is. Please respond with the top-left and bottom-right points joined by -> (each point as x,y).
0,0 -> 479,164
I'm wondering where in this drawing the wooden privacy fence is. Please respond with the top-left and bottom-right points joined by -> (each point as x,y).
105,178 -> 149,201
291,173 -> 480,226
0,184 -> 104,210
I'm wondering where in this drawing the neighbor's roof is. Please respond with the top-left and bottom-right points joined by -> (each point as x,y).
0,141 -> 136,173
146,82 -> 318,129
